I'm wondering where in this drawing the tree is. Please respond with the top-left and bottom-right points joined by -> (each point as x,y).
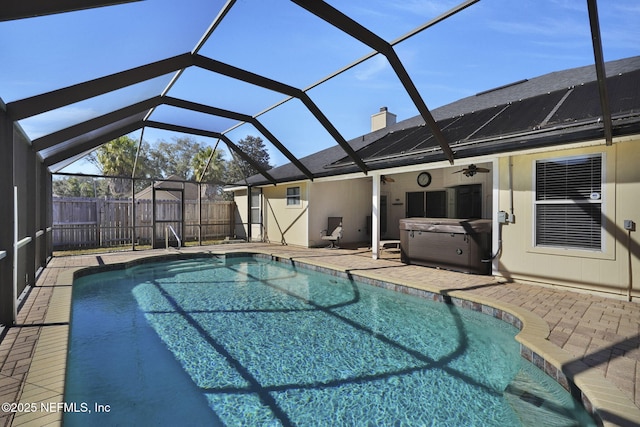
225,135 -> 272,184
148,136 -> 205,180
192,146 -> 225,181
85,134 -> 268,198
53,176 -> 109,197
53,176 -> 84,197
192,146 -> 226,199
87,135 -> 150,196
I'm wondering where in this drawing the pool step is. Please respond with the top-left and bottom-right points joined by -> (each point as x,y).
127,259 -> 225,277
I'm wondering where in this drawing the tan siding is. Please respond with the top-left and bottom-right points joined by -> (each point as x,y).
496,138 -> 640,297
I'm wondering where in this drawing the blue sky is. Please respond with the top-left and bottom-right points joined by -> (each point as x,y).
1,0 -> 639,174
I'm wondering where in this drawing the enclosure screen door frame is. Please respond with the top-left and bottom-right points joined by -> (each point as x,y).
152,186 -> 185,248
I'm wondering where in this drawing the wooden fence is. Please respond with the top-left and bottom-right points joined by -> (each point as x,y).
52,197 -> 236,249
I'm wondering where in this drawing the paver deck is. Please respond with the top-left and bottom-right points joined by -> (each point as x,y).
1,243 -> 639,426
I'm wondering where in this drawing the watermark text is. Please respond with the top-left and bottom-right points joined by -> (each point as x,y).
2,401 -> 111,414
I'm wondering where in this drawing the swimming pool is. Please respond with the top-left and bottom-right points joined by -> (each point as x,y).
64,255 -> 595,426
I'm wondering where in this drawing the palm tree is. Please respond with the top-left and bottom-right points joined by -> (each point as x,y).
89,136 -> 149,196
192,146 -> 226,199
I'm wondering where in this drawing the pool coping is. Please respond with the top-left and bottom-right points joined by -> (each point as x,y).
13,249 -> 640,427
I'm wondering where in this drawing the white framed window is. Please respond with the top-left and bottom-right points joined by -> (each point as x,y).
286,186 -> 301,206
250,188 -> 261,224
534,154 -> 603,251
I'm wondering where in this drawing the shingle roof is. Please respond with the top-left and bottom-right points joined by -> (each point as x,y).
243,56 -> 640,186
433,56 -> 640,120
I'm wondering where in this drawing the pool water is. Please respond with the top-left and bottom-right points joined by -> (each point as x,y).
65,256 -> 595,426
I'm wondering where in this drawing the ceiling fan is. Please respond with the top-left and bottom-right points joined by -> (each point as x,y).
452,164 -> 490,177
381,175 -> 395,184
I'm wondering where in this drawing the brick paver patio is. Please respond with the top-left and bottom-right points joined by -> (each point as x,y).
0,243 -> 638,426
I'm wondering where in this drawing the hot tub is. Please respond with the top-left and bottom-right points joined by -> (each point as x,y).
399,218 -> 492,274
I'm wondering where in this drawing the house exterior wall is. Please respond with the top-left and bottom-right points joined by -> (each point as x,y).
235,167 -> 493,247
233,188 -> 249,240
382,167 -> 493,239
308,179 -> 372,247
235,179 -> 371,247
232,135 -> 639,298
496,138 -> 640,297
262,182 -> 309,246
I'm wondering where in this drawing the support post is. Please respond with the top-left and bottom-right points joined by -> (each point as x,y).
198,183 -> 202,246
247,186 -> 252,242
131,178 -> 136,250
13,187 -> 19,322
586,0 -> 613,145
371,173 -> 381,260
25,143 -> 37,286
44,170 -> 53,261
181,183 -> 185,247
38,163 -> 50,268
151,180 -> 157,248
0,105 -> 16,324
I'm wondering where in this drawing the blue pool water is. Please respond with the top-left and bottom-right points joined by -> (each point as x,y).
65,255 -> 595,426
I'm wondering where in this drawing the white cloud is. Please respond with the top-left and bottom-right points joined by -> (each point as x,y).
348,0 -> 453,20
388,0 -> 458,16
487,17 -> 587,39
354,55 -> 390,81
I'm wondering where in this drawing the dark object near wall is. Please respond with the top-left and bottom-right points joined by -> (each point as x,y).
399,218 -> 492,274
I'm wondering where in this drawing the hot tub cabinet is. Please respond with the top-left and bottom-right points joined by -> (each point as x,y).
399,218 -> 492,274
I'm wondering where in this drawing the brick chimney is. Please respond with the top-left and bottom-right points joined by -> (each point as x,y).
371,106 -> 396,132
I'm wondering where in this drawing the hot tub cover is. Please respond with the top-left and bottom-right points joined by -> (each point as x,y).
399,218 -> 492,234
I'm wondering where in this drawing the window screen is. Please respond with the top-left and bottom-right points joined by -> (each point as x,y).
534,154 -> 603,250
